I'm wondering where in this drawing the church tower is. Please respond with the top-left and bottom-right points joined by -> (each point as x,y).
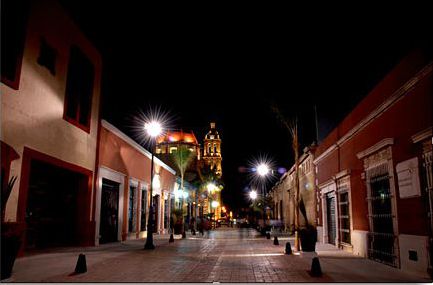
203,122 -> 222,177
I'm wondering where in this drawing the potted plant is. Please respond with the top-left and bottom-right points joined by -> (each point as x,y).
298,197 -> 317,252
1,176 -> 25,280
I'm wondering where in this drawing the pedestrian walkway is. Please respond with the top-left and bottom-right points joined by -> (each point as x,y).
4,228 -> 432,283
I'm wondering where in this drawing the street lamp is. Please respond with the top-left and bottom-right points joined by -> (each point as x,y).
255,163 -> 272,227
207,182 -> 216,193
144,120 -> 163,250
211,200 -> 220,228
257,163 -> 270,177
249,190 -> 258,200
207,182 -> 219,227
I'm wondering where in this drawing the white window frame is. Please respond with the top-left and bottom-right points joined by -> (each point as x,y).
336,175 -> 353,247
95,166 -> 125,245
319,180 -> 338,246
357,138 -> 400,267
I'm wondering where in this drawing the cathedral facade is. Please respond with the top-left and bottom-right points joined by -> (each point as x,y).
154,122 -> 224,224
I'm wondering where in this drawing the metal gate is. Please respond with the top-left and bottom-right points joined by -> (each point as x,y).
100,178 -> 120,244
367,173 -> 397,267
326,194 -> 336,245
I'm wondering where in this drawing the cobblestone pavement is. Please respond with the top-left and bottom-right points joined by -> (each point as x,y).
8,227 -> 432,283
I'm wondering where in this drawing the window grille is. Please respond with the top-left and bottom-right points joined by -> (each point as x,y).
366,164 -> 397,267
338,192 -> 351,244
128,186 -> 137,233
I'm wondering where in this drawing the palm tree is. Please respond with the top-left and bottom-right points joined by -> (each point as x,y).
171,145 -> 195,237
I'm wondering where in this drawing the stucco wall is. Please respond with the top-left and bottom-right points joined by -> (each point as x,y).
98,126 -> 176,189
1,0 -> 102,221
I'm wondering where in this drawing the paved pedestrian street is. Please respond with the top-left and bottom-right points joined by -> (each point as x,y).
8,228 -> 431,283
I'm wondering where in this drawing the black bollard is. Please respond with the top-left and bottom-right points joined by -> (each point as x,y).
285,242 -> 292,255
74,254 -> 87,274
310,257 -> 322,277
169,233 -> 175,243
192,229 -> 196,235
266,232 -> 271,239
182,231 -> 186,239
273,236 -> 279,245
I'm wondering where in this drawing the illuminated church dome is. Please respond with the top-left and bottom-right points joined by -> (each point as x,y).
156,130 -> 200,159
157,131 -> 199,145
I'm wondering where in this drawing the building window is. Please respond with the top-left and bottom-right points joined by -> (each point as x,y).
63,45 -> 94,132
338,192 -> 351,244
37,37 -> 56,75
214,144 -> 217,154
208,144 -> 211,154
1,0 -> 29,89
140,186 -> 148,231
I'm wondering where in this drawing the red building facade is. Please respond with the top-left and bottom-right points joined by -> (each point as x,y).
313,49 -> 432,276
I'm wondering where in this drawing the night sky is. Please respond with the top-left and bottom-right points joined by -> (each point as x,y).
59,1 -> 430,211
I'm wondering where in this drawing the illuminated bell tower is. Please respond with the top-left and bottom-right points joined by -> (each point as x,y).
203,122 -> 222,177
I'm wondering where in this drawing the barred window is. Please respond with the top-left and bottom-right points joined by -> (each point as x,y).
338,192 -> 351,244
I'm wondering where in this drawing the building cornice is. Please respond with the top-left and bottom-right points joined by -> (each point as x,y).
356,138 -> 394,160
314,62 -> 432,165
318,179 -> 335,189
313,144 -> 337,165
333,169 -> 351,180
101,120 -> 176,175
411,126 -> 432,144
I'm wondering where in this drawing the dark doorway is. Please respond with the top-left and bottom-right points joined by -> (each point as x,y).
164,198 -> 169,229
152,195 -> 159,233
326,194 -> 336,245
128,185 -> 137,233
140,187 -> 147,231
99,178 -> 119,244
25,159 -> 87,250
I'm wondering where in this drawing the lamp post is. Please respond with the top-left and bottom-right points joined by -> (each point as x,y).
144,121 -> 162,250
256,163 -> 270,218
207,182 -> 216,228
181,189 -> 188,238
211,200 -> 219,229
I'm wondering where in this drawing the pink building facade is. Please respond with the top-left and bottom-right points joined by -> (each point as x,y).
95,120 -> 176,244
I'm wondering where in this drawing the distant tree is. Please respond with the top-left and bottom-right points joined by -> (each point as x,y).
271,104 -> 301,251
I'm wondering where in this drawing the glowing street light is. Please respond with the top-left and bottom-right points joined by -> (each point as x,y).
144,121 -> 162,137
182,190 -> 189,199
144,119 -> 163,250
256,163 -> 270,176
249,190 -> 258,200
207,182 -> 217,193
211,200 -> 220,208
